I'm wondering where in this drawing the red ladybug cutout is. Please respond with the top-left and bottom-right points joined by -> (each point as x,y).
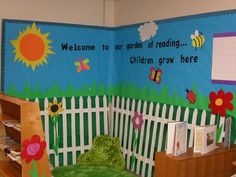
186,89 -> 196,104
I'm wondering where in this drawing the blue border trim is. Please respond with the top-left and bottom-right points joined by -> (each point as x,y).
2,19 -> 115,31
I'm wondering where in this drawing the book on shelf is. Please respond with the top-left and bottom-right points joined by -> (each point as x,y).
194,125 -> 217,154
166,121 -> 188,156
7,153 -> 21,161
1,119 -> 21,131
10,147 -> 21,156
4,146 -> 21,156
0,136 -> 20,152
7,152 -> 22,166
224,117 -> 232,149
0,136 -> 21,164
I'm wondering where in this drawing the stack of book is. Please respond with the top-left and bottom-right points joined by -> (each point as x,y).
5,146 -> 21,160
0,136 -> 19,151
0,136 -> 21,165
1,120 -> 21,131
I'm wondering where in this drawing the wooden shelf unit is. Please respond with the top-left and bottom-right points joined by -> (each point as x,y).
0,93 -> 51,177
155,144 -> 236,177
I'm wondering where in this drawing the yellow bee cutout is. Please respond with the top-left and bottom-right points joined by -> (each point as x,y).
191,30 -> 205,50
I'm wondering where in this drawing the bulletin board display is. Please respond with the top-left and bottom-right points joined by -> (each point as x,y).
1,20 -> 114,98
113,11 -> 236,112
2,11 -> 236,114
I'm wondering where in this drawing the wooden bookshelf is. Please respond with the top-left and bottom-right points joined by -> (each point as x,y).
0,155 -> 21,177
155,144 -> 236,177
0,93 -> 51,177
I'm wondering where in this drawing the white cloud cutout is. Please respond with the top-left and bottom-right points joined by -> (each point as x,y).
138,21 -> 158,42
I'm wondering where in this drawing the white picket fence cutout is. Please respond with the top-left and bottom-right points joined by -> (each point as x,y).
35,95 -> 225,177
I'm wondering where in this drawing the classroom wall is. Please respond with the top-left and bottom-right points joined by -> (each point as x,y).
1,0 -> 236,39
0,0 -> 115,89
115,0 -> 236,26
0,0 -> 115,27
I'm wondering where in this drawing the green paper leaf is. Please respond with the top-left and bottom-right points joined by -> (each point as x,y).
57,135 -> 60,144
130,154 -> 136,168
53,144 -> 59,155
216,125 -> 223,143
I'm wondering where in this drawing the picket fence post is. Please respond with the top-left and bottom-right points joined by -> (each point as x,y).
36,96 -> 226,177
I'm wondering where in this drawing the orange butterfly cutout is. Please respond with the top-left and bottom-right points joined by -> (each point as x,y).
149,67 -> 162,84
74,58 -> 90,72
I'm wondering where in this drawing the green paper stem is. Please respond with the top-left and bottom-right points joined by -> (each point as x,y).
131,130 -> 138,170
29,160 -> 39,177
216,114 -> 220,127
130,153 -> 136,170
216,125 -> 223,143
51,116 -> 57,126
54,124 -> 59,155
216,114 -> 222,143
52,116 -> 60,155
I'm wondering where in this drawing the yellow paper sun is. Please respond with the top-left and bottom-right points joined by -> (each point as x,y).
11,22 -> 55,70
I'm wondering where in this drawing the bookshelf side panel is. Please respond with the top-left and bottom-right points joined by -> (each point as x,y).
21,102 -> 51,177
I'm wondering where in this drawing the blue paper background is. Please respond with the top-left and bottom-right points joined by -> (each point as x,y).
2,11 -> 236,106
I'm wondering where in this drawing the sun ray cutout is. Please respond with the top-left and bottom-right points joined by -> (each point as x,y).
11,22 -> 55,71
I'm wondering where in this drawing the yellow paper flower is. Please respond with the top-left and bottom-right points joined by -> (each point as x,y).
47,99 -> 64,117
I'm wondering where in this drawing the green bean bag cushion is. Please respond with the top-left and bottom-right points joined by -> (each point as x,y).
77,135 -> 125,169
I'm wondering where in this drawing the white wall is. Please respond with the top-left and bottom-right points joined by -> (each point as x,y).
0,0 -> 115,26
1,0 -> 236,35
115,0 -> 236,26
0,0 -> 236,35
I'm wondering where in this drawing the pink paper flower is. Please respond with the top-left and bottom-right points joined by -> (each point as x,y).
21,135 -> 46,163
132,112 -> 144,130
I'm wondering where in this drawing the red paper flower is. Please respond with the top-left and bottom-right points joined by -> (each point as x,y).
21,135 -> 46,163
132,112 -> 144,130
208,90 -> 234,117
